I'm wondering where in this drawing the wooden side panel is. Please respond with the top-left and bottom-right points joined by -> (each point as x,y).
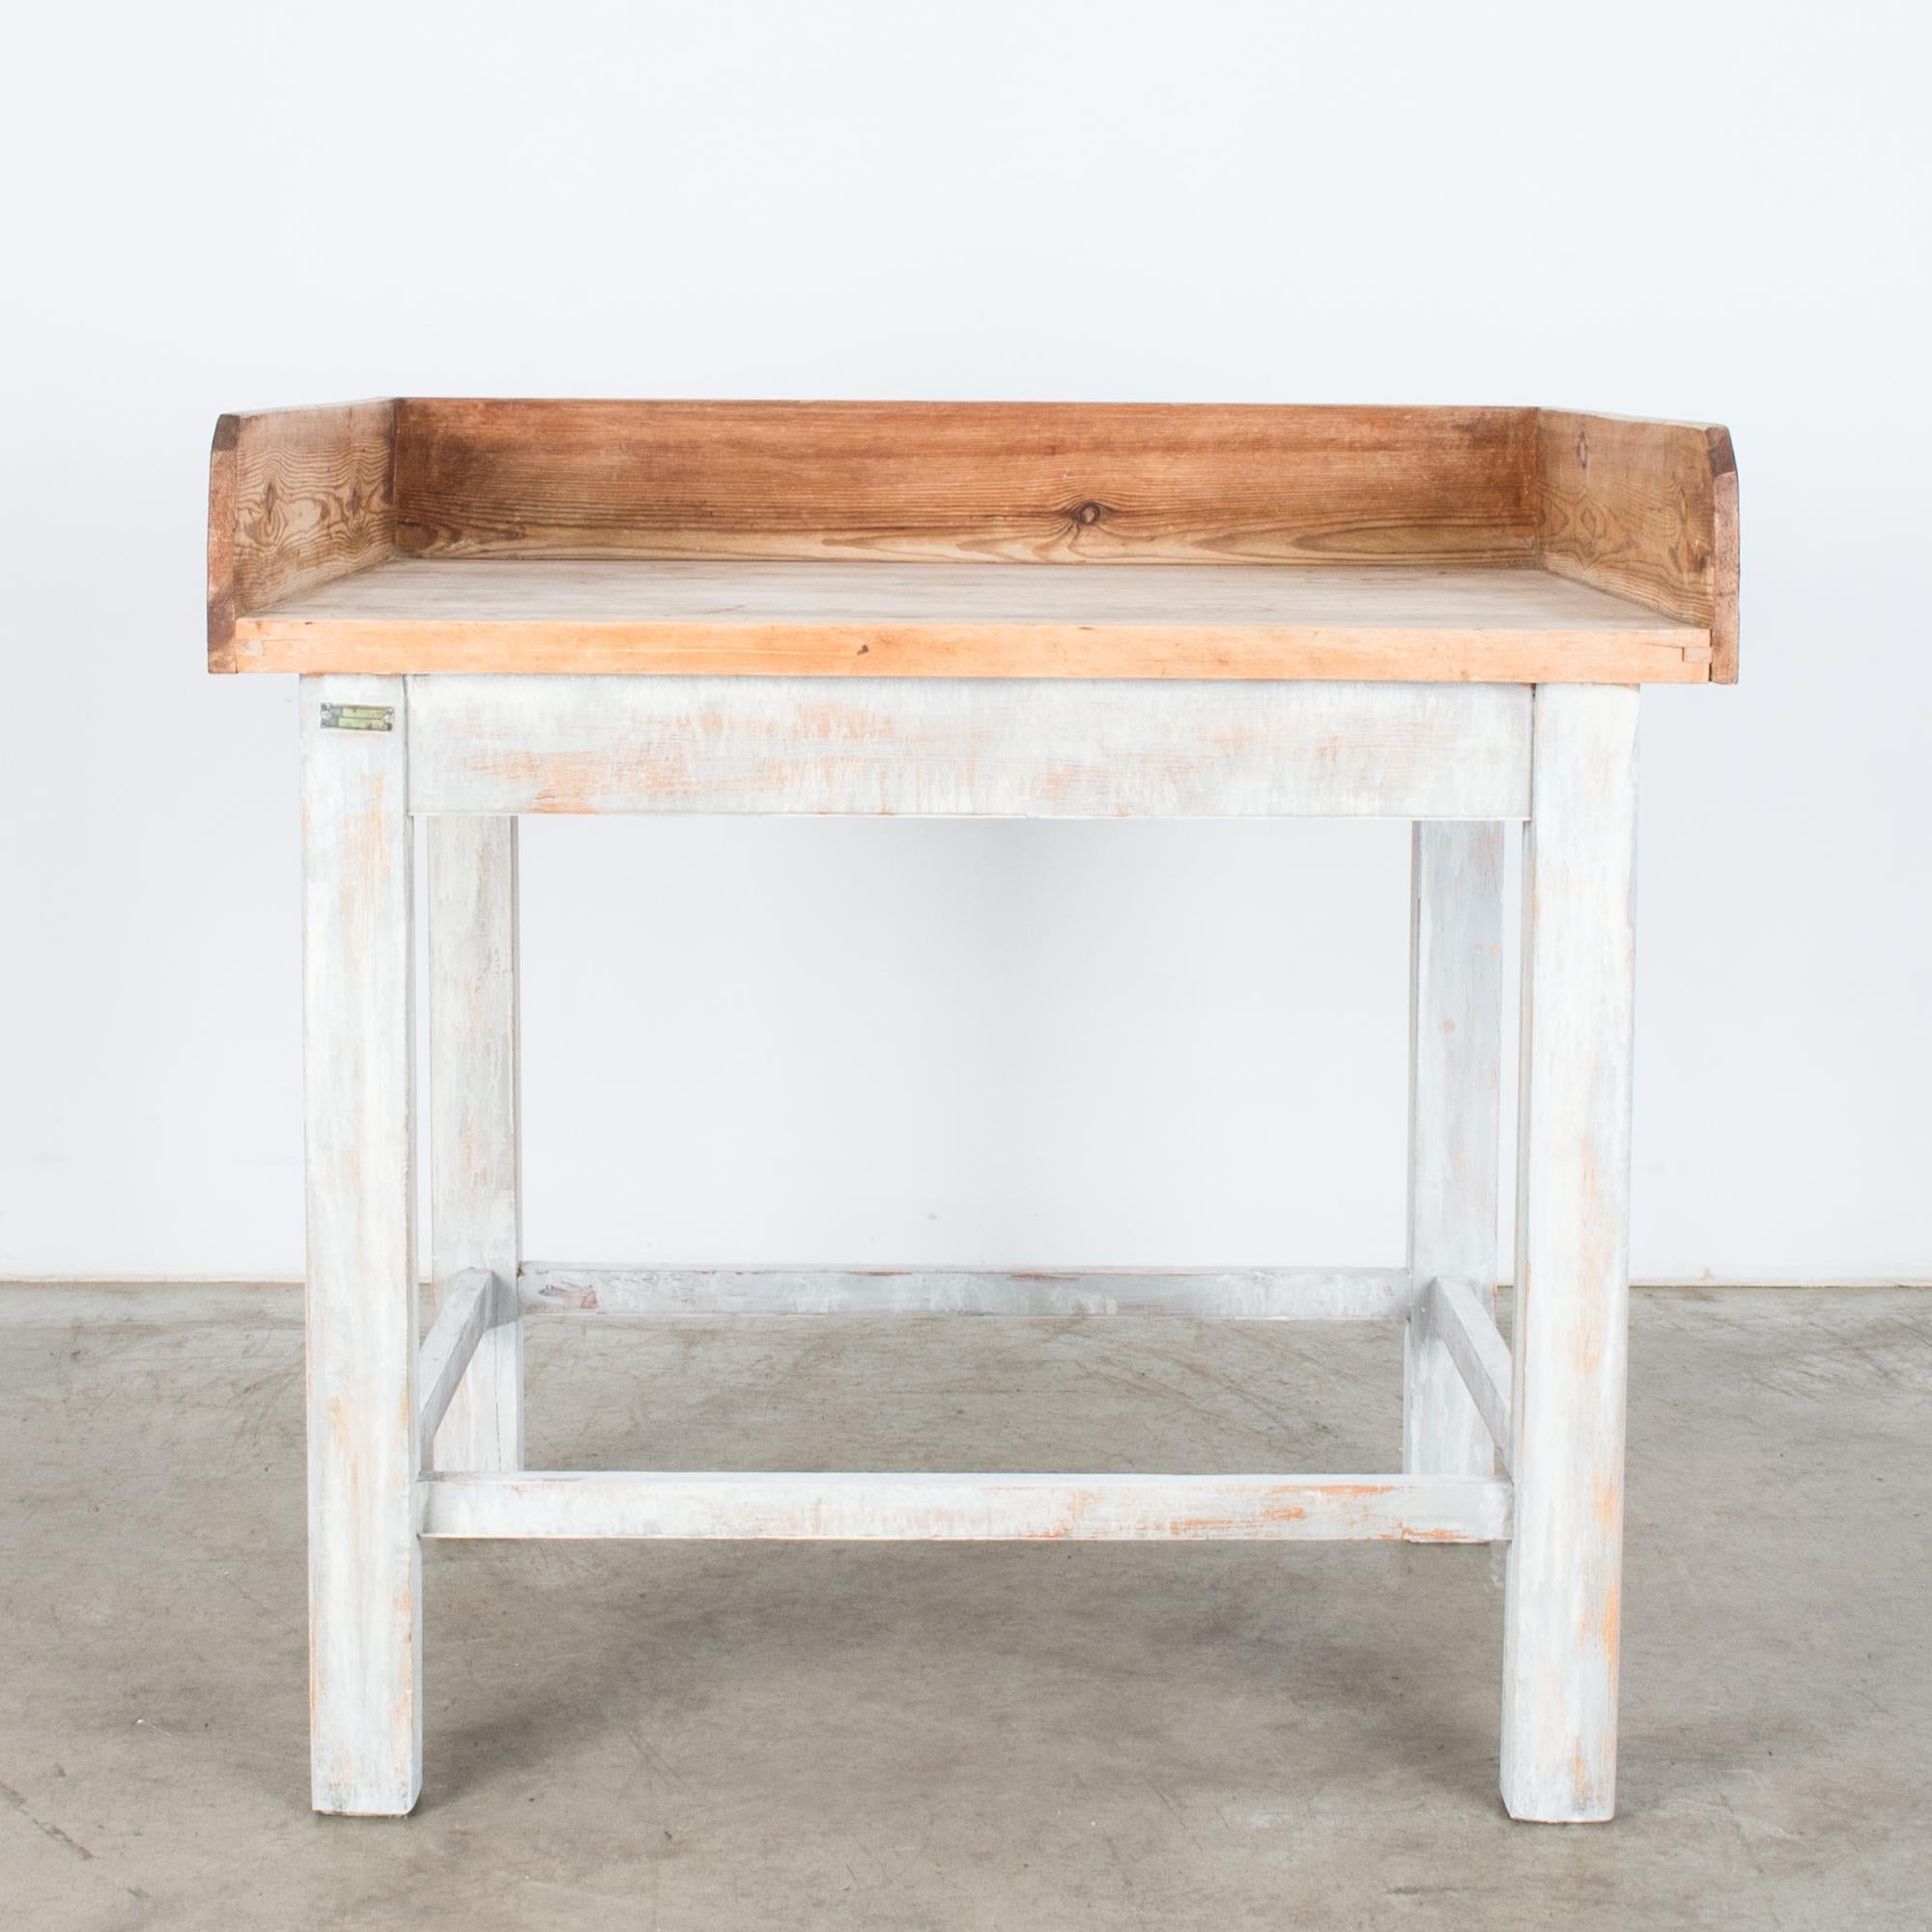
299,674 -> 420,1816
1500,683 -> 1640,1823
393,399 -> 1540,567
1405,822 -> 1505,1477
209,402 -> 397,669
1537,412 -> 1739,681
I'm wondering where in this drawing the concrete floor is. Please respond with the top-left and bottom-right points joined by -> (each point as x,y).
1,1286 -> 1926,1929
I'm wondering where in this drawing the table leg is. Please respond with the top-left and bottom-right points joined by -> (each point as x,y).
1405,820 -> 1505,1475
300,674 -> 422,1815
1500,683 -> 1639,1822
427,816 -> 524,1471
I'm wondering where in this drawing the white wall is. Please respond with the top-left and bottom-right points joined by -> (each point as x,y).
3,2 -> 1927,1282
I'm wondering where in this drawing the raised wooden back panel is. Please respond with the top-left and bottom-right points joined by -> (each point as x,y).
391,400 -> 1542,568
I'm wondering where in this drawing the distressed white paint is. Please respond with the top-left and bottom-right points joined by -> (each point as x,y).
405,675 -> 1532,820
1426,1274 -> 1512,1469
286,668 -> 1647,1822
299,674 -> 421,1817
519,1264 -> 1413,1321
419,1470 -> 1513,1543
1405,821 -> 1505,1476
416,1266 -> 491,1460
427,815 -> 523,1471
1500,683 -> 1640,1824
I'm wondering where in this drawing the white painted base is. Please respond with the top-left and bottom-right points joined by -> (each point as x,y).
420,1470 -> 1512,1543
287,673 -> 1642,1824
1499,685 -> 1640,1823
520,1264 -> 1412,1320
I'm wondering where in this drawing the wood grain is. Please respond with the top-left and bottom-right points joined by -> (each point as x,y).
208,400 -> 1737,683
1537,412 -> 1739,682
209,402 -> 397,670
418,1470 -> 1513,1543
229,555 -> 1707,682
393,399 -> 1541,567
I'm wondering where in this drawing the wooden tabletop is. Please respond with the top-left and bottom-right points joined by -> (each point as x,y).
230,556 -> 1706,681
209,400 -> 1738,683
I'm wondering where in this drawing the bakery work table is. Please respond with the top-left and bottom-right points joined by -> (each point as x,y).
208,398 -> 1738,1820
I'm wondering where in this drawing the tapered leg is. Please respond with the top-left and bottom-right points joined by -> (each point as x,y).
1405,821 -> 1505,1475
1500,684 -> 1640,1823
300,675 -> 421,1815
427,815 -> 524,1471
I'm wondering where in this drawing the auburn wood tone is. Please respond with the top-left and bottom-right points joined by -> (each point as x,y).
208,401 -> 396,672
392,398 -> 1541,566
207,401 -> 1739,682
1538,412 -> 1740,683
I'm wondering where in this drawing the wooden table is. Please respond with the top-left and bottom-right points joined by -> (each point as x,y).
209,399 -> 1739,1821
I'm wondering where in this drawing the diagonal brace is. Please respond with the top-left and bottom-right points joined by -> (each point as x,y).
1427,1275 -> 1513,1470
417,1268 -> 493,1463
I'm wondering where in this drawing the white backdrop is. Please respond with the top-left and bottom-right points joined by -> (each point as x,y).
3,2 -> 1926,1281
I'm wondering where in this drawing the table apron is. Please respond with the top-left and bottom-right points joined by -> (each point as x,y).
402,674 -> 1534,819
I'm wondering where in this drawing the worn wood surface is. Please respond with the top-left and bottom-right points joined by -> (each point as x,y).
299,674 -> 420,1816
1500,683 -> 1640,1823
519,1264 -> 1413,1321
1405,822 -> 1505,1478
227,556 -> 1708,681
1426,1274 -> 1513,1470
1538,412 -> 1740,682
406,675 -> 1532,819
393,399 -> 1541,567
209,402 -> 396,670
419,1470 -> 1513,1543
210,400 -> 1737,683
415,1266 -> 490,1461
426,816 -> 523,1473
